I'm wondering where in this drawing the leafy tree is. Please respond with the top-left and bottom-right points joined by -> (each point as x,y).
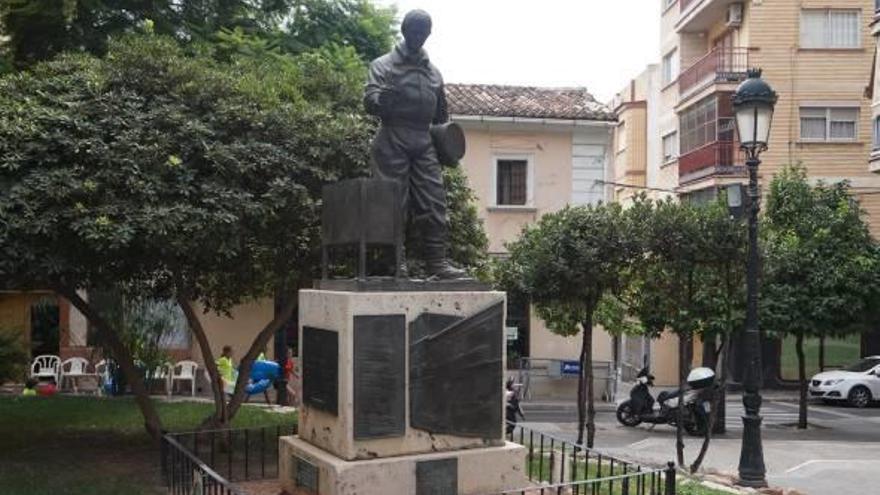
0,32 -> 489,434
0,34 -> 372,437
0,0 -> 396,69
624,197 -> 746,470
0,0 -> 285,68
279,0 -> 397,62
497,204 -> 640,447
761,166 -> 878,428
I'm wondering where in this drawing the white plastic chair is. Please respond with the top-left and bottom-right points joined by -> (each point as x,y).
150,363 -> 172,395
171,360 -> 199,396
60,357 -> 90,393
30,355 -> 61,383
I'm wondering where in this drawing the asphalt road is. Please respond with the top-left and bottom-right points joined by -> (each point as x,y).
520,399 -> 880,495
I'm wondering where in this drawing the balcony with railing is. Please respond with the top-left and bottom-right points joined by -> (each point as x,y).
679,141 -> 743,178
677,0 -> 745,33
677,106 -> 745,183
678,47 -> 749,96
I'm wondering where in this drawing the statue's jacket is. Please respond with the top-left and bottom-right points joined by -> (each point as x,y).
364,42 -> 449,129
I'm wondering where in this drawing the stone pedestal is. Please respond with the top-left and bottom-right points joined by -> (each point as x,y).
283,288 -> 527,495
280,436 -> 528,495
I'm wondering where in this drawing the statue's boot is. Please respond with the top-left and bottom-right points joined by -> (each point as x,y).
424,234 -> 467,280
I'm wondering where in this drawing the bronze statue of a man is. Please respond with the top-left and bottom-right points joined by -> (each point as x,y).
364,10 -> 465,280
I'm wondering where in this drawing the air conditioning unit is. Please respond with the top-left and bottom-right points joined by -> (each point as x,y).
726,3 -> 744,28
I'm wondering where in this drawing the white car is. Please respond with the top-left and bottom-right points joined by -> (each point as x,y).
808,356 -> 880,408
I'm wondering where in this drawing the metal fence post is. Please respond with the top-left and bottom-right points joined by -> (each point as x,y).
664,462 -> 676,495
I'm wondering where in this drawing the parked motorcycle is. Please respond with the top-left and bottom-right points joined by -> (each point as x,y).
615,367 -> 714,436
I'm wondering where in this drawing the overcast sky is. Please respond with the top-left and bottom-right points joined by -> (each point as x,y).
372,1 -> 661,103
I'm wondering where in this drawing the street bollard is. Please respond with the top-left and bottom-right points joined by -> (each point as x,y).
665,461 -> 677,495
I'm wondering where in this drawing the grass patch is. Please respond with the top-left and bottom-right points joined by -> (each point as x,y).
524,451 -> 735,495
779,334 -> 861,381
0,395 -> 297,495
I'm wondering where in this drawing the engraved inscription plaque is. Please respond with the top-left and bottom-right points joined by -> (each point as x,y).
410,302 -> 504,438
294,456 -> 319,492
354,314 -> 406,439
416,458 -> 458,495
302,326 -> 339,415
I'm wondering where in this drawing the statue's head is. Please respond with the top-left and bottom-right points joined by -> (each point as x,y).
401,9 -> 432,52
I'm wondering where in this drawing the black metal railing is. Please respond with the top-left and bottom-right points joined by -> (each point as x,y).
498,423 -> 676,495
162,434 -> 247,495
164,424 -> 296,483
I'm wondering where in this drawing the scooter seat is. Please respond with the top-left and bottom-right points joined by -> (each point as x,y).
657,390 -> 681,403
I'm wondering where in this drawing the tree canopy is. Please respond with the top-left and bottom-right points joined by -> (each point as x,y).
497,203 -> 640,447
0,26 -> 489,434
0,0 -> 397,70
761,166 -> 879,427
0,34 -> 373,308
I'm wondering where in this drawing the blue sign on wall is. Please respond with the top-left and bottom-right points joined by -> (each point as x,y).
561,361 -> 581,375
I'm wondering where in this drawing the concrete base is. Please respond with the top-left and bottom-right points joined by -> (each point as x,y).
299,289 -> 506,461
280,436 -> 529,495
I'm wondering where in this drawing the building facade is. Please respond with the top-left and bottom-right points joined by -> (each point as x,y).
445,84 -> 622,387
613,0 -> 880,385
870,0 -> 880,174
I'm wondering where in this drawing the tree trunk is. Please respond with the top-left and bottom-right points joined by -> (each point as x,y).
690,335 -> 729,473
576,325 -> 587,446
224,299 -> 298,421
676,334 -> 688,468
818,334 -> 825,372
58,287 -> 164,441
796,334 -> 808,429
177,297 -> 227,428
584,314 -> 596,448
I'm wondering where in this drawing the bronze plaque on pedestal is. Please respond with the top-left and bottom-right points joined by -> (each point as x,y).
302,327 -> 338,415
354,314 -> 406,439
416,458 -> 458,495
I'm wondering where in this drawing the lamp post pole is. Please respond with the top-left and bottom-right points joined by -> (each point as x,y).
737,154 -> 767,488
732,68 -> 776,489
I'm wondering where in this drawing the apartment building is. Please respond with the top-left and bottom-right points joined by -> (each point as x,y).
870,1 -> 880,173
614,0 -> 880,385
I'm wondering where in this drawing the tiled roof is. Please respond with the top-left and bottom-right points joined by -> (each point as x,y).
446,83 -> 615,122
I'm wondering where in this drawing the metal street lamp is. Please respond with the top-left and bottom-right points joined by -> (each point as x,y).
732,68 -> 777,488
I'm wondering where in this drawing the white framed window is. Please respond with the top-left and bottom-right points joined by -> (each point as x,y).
662,132 -> 678,163
617,121 -> 627,152
800,107 -> 859,141
492,155 -> 533,207
662,49 -> 679,85
873,116 -> 880,150
801,9 -> 861,49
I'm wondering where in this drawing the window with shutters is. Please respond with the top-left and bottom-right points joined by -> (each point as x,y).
494,157 -> 530,206
800,107 -> 859,141
801,9 -> 861,49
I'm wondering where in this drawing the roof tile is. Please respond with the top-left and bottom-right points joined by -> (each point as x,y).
446,83 -> 615,122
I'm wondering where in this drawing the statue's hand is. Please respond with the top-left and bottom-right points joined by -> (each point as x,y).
378,86 -> 398,113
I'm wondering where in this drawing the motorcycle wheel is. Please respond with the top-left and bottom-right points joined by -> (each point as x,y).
616,401 -> 642,427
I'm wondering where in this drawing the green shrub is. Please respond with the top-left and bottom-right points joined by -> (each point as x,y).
0,328 -> 29,384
